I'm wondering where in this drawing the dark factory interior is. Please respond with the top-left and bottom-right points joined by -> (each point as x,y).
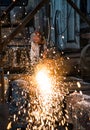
0,0 -> 90,130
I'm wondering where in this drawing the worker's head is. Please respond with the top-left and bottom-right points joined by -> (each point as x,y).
31,30 -> 43,44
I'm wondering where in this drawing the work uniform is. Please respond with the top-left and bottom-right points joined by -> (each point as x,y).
30,31 -> 47,65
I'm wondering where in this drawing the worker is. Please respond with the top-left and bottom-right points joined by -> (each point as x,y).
30,30 -> 47,66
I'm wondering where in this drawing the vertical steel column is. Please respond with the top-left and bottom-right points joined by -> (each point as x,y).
0,9 -> 4,103
0,68 -> 5,103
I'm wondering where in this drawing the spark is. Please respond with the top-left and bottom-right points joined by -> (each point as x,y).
35,66 -> 54,114
27,57 -> 69,129
77,81 -> 81,88
7,122 -> 12,130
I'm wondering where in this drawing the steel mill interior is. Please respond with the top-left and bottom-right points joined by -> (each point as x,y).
0,0 -> 90,130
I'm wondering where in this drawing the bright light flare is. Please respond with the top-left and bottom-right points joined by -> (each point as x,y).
36,68 -> 52,92
26,57 -> 70,129
35,67 -> 54,113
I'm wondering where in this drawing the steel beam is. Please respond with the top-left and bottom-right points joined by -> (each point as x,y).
66,0 -> 90,26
